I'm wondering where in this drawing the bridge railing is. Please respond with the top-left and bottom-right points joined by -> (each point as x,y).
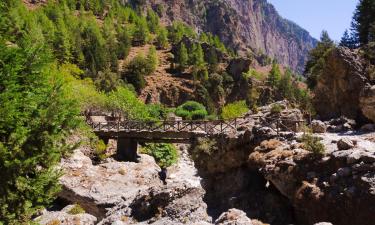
87,118 -> 239,135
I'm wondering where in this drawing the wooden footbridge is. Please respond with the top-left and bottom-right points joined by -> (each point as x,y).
87,116 -> 305,161
88,118 -> 239,142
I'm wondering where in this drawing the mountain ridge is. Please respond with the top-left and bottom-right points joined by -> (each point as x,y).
144,0 -> 317,73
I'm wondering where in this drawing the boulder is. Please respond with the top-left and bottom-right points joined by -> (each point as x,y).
360,123 -> 375,132
311,120 -> 327,133
337,138 -> 355,150
215,209 -> 253,225
360,85 -> 375,123
313,47 -> 368,121
35,205 -> 97,225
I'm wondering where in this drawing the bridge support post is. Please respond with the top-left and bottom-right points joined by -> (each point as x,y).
117,138 -> 138,162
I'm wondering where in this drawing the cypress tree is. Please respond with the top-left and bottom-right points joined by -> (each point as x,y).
267,62 -> 281,87
176,43 -> 188,70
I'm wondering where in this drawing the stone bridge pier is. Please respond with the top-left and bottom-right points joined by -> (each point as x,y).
116,138 -> 139,162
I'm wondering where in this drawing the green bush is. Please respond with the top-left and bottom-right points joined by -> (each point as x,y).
175,101 -> 208,120
221,101 -> 249,119
141,143 -> 178,168
270,104 -> 283,114
301,133 -> 325,156
67,204 -> 85,215
191,109 -> 208,120
94,139 -> 107,161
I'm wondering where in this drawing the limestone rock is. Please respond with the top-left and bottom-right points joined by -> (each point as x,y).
337,138 -> 355,150
226,58 -> 252,81
360,85 -> 375,122
35,205 -> 97,225
313,47 -> 368,121
311,120 -> 327,133
215,209 -> 253,225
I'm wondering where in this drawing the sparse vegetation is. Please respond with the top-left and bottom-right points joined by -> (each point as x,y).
67,204 -> 86,215
221,101 -> 249,119
141,143 -> 178,168
301,133 -> 325,156
270,104 -> 283,114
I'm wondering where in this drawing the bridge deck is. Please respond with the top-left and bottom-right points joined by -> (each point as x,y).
88,119 -> 239,140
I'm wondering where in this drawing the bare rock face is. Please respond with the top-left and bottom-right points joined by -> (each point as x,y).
248,132 -> 375,225
360,85 -> 375,122
58,149 -> 211,224
145,0 -> 316,73
313,47 -> 369,121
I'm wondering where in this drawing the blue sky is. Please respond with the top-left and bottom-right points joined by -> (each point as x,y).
267,0 -> 359,41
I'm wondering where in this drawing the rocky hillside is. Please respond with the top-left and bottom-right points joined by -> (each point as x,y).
145,0 -> 317,73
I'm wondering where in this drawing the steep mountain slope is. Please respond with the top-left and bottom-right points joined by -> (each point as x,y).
146,0 -> 317,73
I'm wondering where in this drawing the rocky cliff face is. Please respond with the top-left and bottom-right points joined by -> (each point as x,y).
313,47 -> 375,123
147,0 -> 317,73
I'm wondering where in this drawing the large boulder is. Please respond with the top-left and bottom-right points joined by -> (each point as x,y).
360,85 -> 375,122
313,47 -> 369,121
311,120 -> 327,133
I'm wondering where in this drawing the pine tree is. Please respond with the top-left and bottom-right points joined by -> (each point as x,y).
0,36 -> 79,224
146,8 -> 160,33
117,26 -> 131,59
156,27 -> 168,49
176,43 -> 188,70
339,29 -> 356,48
190,43 -> 205,68
267,62 -> 281,87
351,0 -> 375,45
54,18 -> 72,63
147,45 -> 158,72
133,17 -> 150,45
278,68 -> 293,100
304,30 -> 336,89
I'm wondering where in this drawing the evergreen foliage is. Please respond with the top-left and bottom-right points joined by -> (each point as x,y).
267,62 -> 281,87
0,38 -> 80,223
351,0 -> 375,45
175,101 -> 208,120
304,30 -> 335,89
339,29 -> 357,49
176,43 -> 189,71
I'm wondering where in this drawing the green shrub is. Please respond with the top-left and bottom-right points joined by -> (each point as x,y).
270,104 -> 283,114
191,109 -> 208,120
175,101 -> 208,120
141,143 -> 178,168
191,138 -> 217,160
221,101 -> 249,119
94,139 -> 107,161
68,204 -> 85,215
301,133 -> 325,156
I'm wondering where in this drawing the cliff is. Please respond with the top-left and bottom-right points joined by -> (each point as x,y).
146,0 -> 317,73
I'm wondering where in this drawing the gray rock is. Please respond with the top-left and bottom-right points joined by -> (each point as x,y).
337,167 -> 351,177
215,209 -> 253,225
35,205 -> 97,225
311,120 -> 327,133
314,223 -> 333,225
360,124 -> 375,132
337,138 -> 355,150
